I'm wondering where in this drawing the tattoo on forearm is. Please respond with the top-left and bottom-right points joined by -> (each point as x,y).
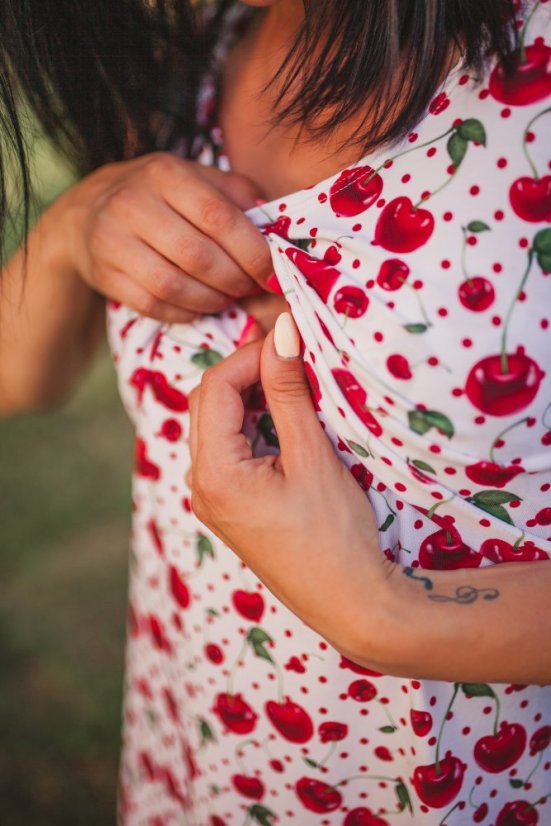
403,567 -> 499,604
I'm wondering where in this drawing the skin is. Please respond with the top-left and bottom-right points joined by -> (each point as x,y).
2,0 -> 549,684
189,322 -> 551,685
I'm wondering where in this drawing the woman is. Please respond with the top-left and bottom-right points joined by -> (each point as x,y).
1,0 -> 550,823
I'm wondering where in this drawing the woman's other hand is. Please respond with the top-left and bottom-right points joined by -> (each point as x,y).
188,312 -> 387,664
56,152 -> 273,323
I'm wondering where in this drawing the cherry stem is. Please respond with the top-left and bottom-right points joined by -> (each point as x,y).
363,127 -> 456,187
437,800 -> 462,826
500,248 -> 534,375
427,496 -> 456,521
273,659 -> 285,706
524,748 -> 544,785
492,692 -> 501,737
380,701 -> 399,730
227,638 -> 249,698
489,417 -> 529,463
413,170 -> 456,211
318,741 -> 338,769
519,0 -> 541,64
435,682 -> 459,774
522,107 -> 551,179
405,282 -> 432,326
542,403 -> 551,430
332,773 -> 402,790
513,531 -> 526,551
468,784 -> 480,809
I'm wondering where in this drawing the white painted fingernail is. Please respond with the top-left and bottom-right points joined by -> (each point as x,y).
274,312 -> 300,359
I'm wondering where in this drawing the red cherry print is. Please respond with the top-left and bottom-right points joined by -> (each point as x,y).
148,615 -> 173,654
205,643 -> 224,664
285,655 -> 306,673
350,463 -> 374,491
386,354 -> 413,380
146,517 -> 164,555
169,565 -> 191,609
473,802 -> 489,823
465,353 -> 545,416
333,286 -> 370,318
232,774 -> 265,799
480,538 -> 547,564
214,693 -> 258,735
329,166 -> 383,217
130,368 -> 189,412
344,807 -> 391,826
411,752 -> 466,808
158,418 -> 183,442
262,215 -> 291,238
266,698 -> 314,743
374,746 -> 393,761
295,777 -> 343,813
319,721 -> 348,743
410,709 -> 433,737
495,800 -> 539,826
332,368 -> 383,436
285,247 -> 340,302
231,590 -> 265,622
210,817 -> 228,826
429,91 -> 450,115
529,725 -> 551,755
304,361 -> 322,410
374,196 -> 435,253
324,245 -> 342,265
534,507 -> 551,525
458,277 -> 495,312
376,258 -> 410,291
419,526 -> 482,570
489,43 -> 551,106
135,437 -> 161,480
510,176 -> 551,222
348,679 -> 377,702
465,461 -> 525,488
339,655 -> 383,677
474,721 -> 527,773
542,431 -> 551,446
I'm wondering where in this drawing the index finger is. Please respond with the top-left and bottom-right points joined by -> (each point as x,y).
163,165 -> 273,288
195,340 -> 264,469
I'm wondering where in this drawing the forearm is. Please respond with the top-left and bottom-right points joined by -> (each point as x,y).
0,195 -> 105,415
349,557 -> 551,685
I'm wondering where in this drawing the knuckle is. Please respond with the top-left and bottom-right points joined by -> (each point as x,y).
149,266 -> 181,301
143,152 -> 174,180
135,292 -> 159,318
181,236 -> 214,274
270,372 -> 308,401
243,245 -> 272,281
198,196 -> 236,234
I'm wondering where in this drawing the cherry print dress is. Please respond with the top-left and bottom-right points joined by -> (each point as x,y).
108,2 -> 551,824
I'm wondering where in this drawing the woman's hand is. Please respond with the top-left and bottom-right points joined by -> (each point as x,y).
55,152 -> 274,323
188,313 -> 551,684
188,313 -> 388,663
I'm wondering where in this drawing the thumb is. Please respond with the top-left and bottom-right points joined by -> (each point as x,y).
260,313 -> 326,471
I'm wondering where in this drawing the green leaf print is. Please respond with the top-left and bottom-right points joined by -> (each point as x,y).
411,459 -> 436,475
378,513 -> 395,532
408,409 -> 454,439
510,778 -> 524,789
191,349 -> 223,369
447,132 -> 468,169
379,725 -> 398,733
199,718 -> 216,745
246,627 -> 274,664
460,682 -> 496,699
457,118 -> 487,145
249,804 -> 277,825
534,228 -> 551,271
196,534 -> 215,566
395,781 -> 413,813
467,220 -> 491,233
403,323 -> 429,334
346,439 -> 370,457
470,490 -> 522,506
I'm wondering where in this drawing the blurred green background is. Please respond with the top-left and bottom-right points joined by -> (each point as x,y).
0,121 -> 133,823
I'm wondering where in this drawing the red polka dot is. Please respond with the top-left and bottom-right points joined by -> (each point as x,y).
497,157 -> 508,168
443,211 -> 453,221
438,307 -> 448,317
441,259 -> 451,269
401,173 -> 411,183
470,185 -> 480,196
462,338 -> 473,348
493,262 -> 503,273
492,316 -> 501,326
501,107 -> 511,118
352,223 -> 362,232
427,147 -> 437,157
494,210 -> 504,220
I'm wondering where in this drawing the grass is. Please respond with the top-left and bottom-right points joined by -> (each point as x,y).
0,350 -> 134,824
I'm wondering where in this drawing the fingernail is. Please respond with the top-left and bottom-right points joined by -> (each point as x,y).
266,272 -> 283,295
274,312 -> 300,359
